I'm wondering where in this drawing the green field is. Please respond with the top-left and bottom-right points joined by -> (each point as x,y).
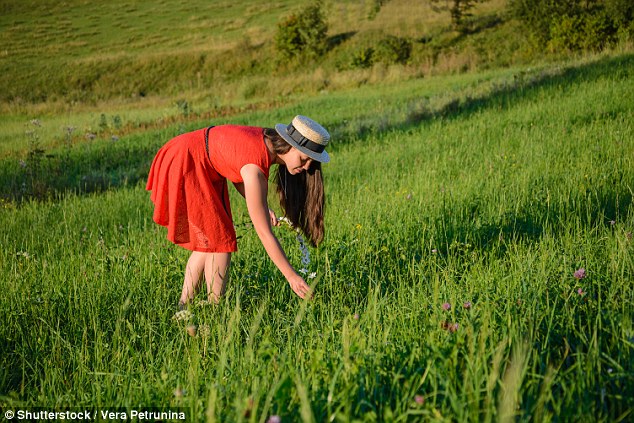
1,0 -> 633,422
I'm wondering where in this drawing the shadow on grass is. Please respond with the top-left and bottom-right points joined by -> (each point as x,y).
0,53 -> 632,203
327,31 -> 357,50
418,13 -> 504,46
329,52 -> 634,142
438,183 -> 632,257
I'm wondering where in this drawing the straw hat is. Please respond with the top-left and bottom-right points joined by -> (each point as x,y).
275,115 -> 330,163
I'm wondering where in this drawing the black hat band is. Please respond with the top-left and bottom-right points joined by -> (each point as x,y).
287,123 -> 326,154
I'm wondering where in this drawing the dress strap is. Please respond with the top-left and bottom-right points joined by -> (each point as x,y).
204,126 -> 215,160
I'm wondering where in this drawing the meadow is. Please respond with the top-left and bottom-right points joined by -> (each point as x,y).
1,0 -> 633,422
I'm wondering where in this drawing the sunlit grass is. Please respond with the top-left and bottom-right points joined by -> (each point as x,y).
1,52 -> 632,421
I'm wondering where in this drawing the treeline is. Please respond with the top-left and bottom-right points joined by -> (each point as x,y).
509,0 -> 634,51
276,0 -> 634,63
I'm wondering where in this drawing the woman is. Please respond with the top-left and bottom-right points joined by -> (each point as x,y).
146,115 -> 330,305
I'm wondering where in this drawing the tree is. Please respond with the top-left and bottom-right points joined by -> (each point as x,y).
275,1 -> 328,60
430,0 -> 488,32
509,0 -> 632,51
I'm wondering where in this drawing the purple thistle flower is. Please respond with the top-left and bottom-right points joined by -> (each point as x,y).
463,301 -> 472,309
267,416 -> 281,423
577,288 -> 585,296
442,302 -> 451,311
574,268 -> 586,280
414,395 -> 425,405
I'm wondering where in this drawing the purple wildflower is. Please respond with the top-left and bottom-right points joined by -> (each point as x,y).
442,302 -> 451,311
414,395 -> 425,405
463,301 -> 472,309
574,268 -> 586,280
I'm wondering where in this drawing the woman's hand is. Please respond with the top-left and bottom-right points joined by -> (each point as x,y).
268,208 -> 279,227
241,164 -> 311,300
287,274 -> 312,300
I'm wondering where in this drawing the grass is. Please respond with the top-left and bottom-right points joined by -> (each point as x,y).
1,50 -> 633,421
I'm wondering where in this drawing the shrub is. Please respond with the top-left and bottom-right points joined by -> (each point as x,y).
509,0 -> 630,51
431,0 -> 489,32
374,36 -> 412,65
275,1 -> 328,60
604,0 -> 634,40
350,47 -> 375,69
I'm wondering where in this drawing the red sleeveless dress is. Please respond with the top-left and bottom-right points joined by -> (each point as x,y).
146,125 -> 272,252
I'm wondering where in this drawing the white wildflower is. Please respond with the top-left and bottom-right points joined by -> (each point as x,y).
277,216 -> 292,225
198,324 -> 211,338
172,309 -> 193,321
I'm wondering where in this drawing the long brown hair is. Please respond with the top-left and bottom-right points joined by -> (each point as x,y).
263,128 -> 325,246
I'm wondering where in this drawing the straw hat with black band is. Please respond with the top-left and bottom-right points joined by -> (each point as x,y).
275,115 -> 330,163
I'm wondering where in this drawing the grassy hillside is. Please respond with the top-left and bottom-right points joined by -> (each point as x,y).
1,50 -> 633,420
1,0 -> 633,421
1,0 -> 520,110
3,0 -> 628,160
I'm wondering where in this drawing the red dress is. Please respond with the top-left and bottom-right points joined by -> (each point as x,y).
146,125 -> 272,252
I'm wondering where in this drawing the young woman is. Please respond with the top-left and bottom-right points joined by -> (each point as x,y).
146,115 -> 330,305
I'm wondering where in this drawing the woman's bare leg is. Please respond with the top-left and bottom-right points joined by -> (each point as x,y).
179,251 -> 207,305
179,252 -> 231,305
204,253 -> 231,302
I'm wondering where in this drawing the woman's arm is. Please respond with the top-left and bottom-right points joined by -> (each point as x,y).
240,164 -> 311,299
234,181 -> 278,226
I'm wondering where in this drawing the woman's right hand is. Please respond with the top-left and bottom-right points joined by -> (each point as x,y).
287,274 -> 312,299
240,164 -> 313,300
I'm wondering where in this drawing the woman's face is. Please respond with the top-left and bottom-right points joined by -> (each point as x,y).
279,147 -> 313,175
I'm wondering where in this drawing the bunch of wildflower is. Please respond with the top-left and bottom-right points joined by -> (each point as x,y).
172,309 -> 193,321
277,216 -> 316,279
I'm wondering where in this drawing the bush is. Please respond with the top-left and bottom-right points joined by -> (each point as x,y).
374,35 -> 412,65
275,1 -> 328,60
604,0 -> 634,40
350,47 -> 375,69
346,35 -> 412,69
509,0 -> 631,51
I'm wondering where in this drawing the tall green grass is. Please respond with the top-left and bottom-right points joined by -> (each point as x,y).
1,53 -> 632,421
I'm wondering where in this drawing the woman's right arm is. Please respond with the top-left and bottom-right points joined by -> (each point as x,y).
240,164 -> 312,299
